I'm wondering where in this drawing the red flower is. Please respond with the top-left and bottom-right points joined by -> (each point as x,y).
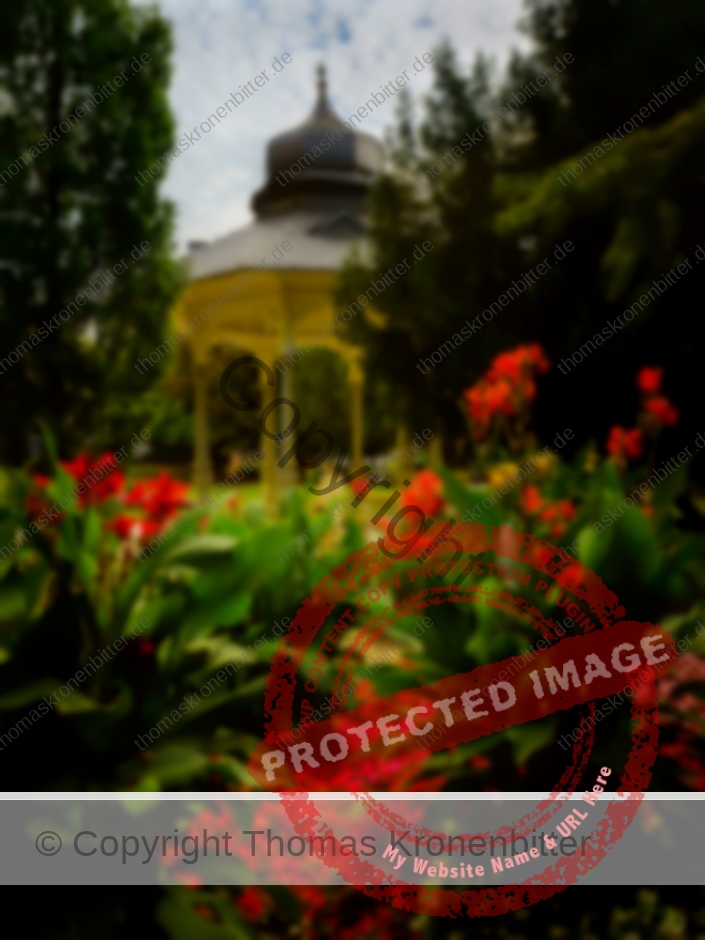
137,638 -> 155,656
463,343 -> 549,440
644,396 -> 679,427
61,451 -> 125,504
488,342 -> 549,386
236,887 -> 270,922
105,515 -> 136,539
25,488 -> 61,525
521,486 -> 574,536
401,469 -> 445,517
521,485 -> 543,514
637,366 -> 663,395
106,515 -> 162,542
471,754 -> 491,770
123,472 -> 190,523
290,886 -> 327,913
539,499 -> 575,538
350,477 -> 371,498
606,426 -> 644,461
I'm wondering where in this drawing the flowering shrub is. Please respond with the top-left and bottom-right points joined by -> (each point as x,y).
24,449 -> 192,554
1,345 -> 704,940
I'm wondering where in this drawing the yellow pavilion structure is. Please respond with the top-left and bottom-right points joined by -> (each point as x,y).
173,67 -> 383,499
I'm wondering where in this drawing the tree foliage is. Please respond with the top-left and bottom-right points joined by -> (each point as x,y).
338,2 -> 705,469
0,0 -> 181,463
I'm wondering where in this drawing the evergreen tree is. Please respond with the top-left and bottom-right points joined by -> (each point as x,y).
339,45 -> 519,462
340,4 -> 705,461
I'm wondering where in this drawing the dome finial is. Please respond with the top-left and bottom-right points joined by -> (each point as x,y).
312,63 -> 334,119
317,63 -> 327,100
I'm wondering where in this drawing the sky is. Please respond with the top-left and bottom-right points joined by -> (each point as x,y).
150,0 -> 529,253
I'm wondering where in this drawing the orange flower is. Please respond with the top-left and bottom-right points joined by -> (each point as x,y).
521,485 -> 543,514
521,488 -> 575,537
350,477 -> 371,498
401,468 -> 445,517
644,396 -> 679,427
463,343 -> 549,440
637,366 -> 663,395
488,342 -> 549,386
539,499 -> 576,538
606,425 -> 644,461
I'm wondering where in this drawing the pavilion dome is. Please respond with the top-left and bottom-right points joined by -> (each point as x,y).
252,66 -> 383,218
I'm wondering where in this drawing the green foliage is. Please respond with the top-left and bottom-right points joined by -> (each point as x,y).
0,0 -> 182,462
337,43 -> 516,455
0,448 -> 366,790
338,6 -> 705,462
292,348 -> 351,452
512,0 -> 705,163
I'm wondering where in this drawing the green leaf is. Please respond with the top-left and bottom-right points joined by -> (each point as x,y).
55,689 -> 103,715
505,716 -> 557,765
0,678 -> 62,710
0,585 -> 28,620
651,463 -> 688,512
178,675 -> 267,724
82,507 -> 102,560
435,464 -> 502,529
136,744 -> 209,788
157,887 -> 254,940
178,591 -> 253,639
112,516 -> 199,626
615,507 -> 661,582
56,681 -> 133,717
577,523 -> 614,572
165,534 -> 237,562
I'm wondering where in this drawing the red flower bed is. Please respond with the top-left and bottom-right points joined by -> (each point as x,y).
30,451 -> 190,544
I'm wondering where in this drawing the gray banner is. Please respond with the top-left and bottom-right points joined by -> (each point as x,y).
3,795 -> 704,885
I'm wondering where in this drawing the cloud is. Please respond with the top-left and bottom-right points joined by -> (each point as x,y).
151,0 -> 527,251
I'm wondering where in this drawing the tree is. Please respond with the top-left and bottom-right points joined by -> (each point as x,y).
0,0 -> 181,464
338,45 -> 549,463
497,0 -> 705,457
505,0 -> 705,166
339,6 -> 705,464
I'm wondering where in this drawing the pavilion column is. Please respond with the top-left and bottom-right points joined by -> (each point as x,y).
259,359 -> 278,512
428,429 -> 443,465
349,359 -> 364,470
193,362 -> 213,495
393,421 -> 412,486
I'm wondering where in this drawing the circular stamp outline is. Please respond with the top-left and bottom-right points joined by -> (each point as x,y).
253,522 -> 668,917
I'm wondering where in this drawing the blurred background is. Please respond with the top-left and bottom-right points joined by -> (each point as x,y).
2,0 -> 705,935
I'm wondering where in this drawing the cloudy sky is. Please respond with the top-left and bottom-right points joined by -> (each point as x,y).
151,0 -> 529,252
